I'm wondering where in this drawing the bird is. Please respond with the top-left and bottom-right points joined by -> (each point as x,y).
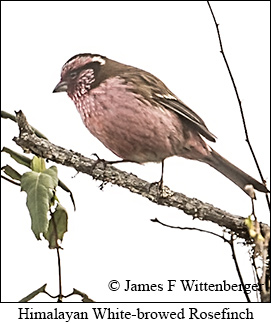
53,53 -> 269,198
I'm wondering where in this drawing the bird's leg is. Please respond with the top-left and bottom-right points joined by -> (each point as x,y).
149,160 -> 165,194
107,159 -> 134,165
158,160 -> 164,191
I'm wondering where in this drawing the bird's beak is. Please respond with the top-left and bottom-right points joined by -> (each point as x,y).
53,80 -> 68,93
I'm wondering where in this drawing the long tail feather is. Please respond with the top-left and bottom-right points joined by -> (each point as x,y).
204,149 -> 269,197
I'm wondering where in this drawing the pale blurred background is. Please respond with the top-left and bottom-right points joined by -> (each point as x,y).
1,1 -> 270,303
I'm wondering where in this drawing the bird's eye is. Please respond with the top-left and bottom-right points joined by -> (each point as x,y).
69,71 -> 78,79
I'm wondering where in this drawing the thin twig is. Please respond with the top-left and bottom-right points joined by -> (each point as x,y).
151,217 -> 229,242
207,1 -> 270,210
229,234 -> 251,302
51,211 -> 63,302
43,290 -> 59,299
152,217 -> 251,302
250,254 -> 261,302
55,247 -> 63,302
207,3 -> 269,302
1,174 -> 21,186
251,199 -> 255,217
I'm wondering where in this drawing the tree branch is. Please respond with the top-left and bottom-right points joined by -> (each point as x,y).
11,110 -> 269,242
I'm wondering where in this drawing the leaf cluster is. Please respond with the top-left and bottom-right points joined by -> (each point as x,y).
2,147 -> 74,247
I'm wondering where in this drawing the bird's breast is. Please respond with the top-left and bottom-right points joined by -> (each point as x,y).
70,77 -> 210,163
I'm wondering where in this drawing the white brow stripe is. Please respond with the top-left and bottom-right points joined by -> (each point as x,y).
91,56 -> 106,65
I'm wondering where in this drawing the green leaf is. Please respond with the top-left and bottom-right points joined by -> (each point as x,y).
2,147 -> 32,168
19,284 -> 47,302
1,110 -> 16,121
44,204 -> 68,249
72,289 -> 95,302
30,156 -> 46,172
21,166 -> 58,240
2,165 -> 22,181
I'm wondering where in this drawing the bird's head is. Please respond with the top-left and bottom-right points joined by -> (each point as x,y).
53,53 -> 130,98
53,53 -> 109,96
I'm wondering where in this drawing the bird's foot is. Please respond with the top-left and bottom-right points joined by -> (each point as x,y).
148,179 -> 165,201
149,180 -> 173,203
90,153 -> 109,171
90,154 -> 115,190
149,179 -> 163,191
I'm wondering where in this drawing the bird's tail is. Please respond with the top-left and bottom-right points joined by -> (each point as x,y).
203,148 -> 269,198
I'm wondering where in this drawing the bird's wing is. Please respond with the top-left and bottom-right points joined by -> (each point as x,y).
153,93 -> 217,142
133,71 -> 217,142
